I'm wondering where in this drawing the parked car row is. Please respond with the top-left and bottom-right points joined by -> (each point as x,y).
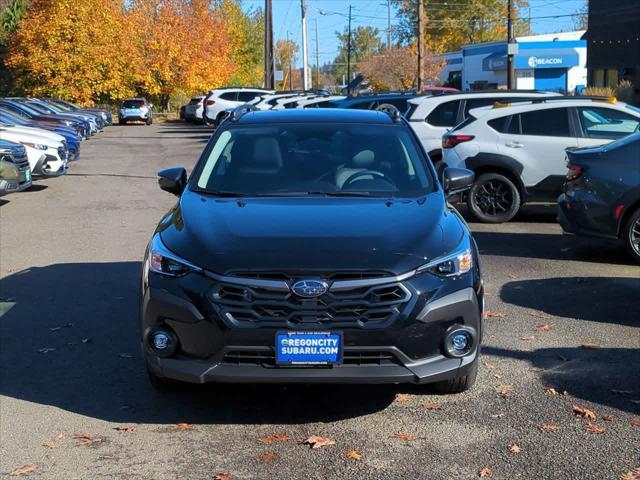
0,97 -> 112,197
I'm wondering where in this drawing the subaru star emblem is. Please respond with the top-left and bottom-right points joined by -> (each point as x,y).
291,279 -> 328,298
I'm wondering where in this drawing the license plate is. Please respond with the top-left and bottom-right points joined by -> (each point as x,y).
276,331 -> 343,365
23,170 -> 31,182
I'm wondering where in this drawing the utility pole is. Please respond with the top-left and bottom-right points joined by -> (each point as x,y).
264,0 -> 274,89
507,0 -> 517,90
347,4 -> 353,94
286,30 -> 293,90
386,0 -> 391,49
301,0 -> 310,90
417,0 -> 425,92
315,18 -> 320,89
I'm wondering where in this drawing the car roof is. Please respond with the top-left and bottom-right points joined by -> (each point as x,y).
231,108 -> 395,125
470,99 -> 633,120
408,90 -> 558,105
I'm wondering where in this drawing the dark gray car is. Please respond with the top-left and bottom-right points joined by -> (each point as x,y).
558,132 -> 640,264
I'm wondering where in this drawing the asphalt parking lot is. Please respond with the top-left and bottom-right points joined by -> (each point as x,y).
1,123 -> 638,480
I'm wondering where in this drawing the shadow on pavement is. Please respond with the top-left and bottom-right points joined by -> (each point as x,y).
0,262 -> 395,425
483,346 -> 640,414
501,276 -> 640,326
473,231 -> 630,265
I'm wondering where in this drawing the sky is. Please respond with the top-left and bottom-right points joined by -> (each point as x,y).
241,0 -> 588,67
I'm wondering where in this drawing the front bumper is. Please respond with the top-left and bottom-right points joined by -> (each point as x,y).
142,273 -> 483,385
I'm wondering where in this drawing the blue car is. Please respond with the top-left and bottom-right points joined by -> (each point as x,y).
0,110 -> 81,160
0,99 -> 90,139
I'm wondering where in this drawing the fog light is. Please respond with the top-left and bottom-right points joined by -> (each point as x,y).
444,326 -> 475,358
452,333 -> 470,351
148,329 -> 178,358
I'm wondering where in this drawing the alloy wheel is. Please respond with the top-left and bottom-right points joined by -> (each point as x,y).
473,179 -> 514,216
630,216 -> 640,257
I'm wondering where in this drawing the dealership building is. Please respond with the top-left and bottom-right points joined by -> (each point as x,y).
440,31 -> 587,93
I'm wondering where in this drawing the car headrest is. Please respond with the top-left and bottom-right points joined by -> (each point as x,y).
244,137 -> 283,173
351,149 -> 375,168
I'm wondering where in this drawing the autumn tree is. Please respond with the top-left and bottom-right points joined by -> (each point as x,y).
5,0 -> 134,103
358,47 -> 444,91
275,39 -> 298,90
127,0 -> 235,109
393,0 -> 529,54
331,26 -> 384,82
220,0 -> 264,86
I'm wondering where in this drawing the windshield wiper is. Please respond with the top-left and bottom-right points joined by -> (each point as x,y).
321,191 -> 376,197
193,189 -> 249,197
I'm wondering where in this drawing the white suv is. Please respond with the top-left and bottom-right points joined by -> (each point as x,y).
202,88 -> 273,125
442,98 -> 640,223
406,91 -> 559,171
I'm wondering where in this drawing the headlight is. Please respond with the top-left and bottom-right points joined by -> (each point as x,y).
148,234 -> 202,277
416,242 -> 473,278
21,142 -> 48,151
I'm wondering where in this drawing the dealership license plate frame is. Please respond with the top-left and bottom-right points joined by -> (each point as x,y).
275,331 -> 343,366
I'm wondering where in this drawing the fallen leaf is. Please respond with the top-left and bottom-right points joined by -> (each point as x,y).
508,443 -> 522,453
345,449 -> 364,460
394,432 -> 417,441
493,374 -> 503,379
585,423 -> 606,434
496,384 -> 513,398
544,387 -> 558,396
38,348 -> 56,354
557,355 -> 569,362
479,466 -> 492,477
394,393 -> 412,403
620,467 -> 640,480
81,338 -> 91,344
213,474 -> 230,480
49,327 -> 61,332
508,273 -> 518,279
611,389 -> 633,395
572,404 -> 597,420
630,418 -> 640,427
534,324 -> 552,332
42,442 -> 58,449
176,423 -> 193,431
259,452 -> 278,463
521,335 -> 535,341
602,415 -> 613,422
73,433 -> 101,445
483,362 -> 496,369
490,413 -> 505,419
258,433 -> 289,445
540,423 -> 560,432
118,353 -> 133,359
55,433 -> 64,440
9,464 -> 37,476
484,311 -> 507,319
562,390 -> 570,396
580,343 -> 600,349
421,402 -> 441,411
302,435 -> 335,449
527,312 -> 551,320
113,425 -> 136,432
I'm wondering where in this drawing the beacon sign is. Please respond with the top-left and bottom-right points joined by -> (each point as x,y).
527,56 -> 563,68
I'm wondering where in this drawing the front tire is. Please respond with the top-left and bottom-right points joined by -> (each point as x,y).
119,119 -> 126,125
623,207 -> 640,265
433,358 -> 478,394
467,173 -> 521,223
146,117 -> 153,126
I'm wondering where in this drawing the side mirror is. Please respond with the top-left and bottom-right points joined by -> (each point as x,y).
443,167 -> 474,196
158,167 -> 187,195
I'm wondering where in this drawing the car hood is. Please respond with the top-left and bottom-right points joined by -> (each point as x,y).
2,126 -> 64,143
158,190 -> 466,275
0,129 -> 62,148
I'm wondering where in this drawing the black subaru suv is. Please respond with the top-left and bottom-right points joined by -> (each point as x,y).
141,108 -> 483,393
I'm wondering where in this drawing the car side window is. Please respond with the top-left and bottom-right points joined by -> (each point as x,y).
426,100 -> 460,127
487,116 -> 510,133
464,98 -> 499,116
219,92 -> 237,101
577,107 -> 640,139
520,108 -> 571,137
237,92 -> 259,102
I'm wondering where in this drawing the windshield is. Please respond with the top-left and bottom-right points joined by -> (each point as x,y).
25,102 -> 52,114
122,100 -> 145,108
194,123 -> 433,197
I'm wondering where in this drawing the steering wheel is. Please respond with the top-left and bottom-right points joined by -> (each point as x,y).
342,170 -> 395,190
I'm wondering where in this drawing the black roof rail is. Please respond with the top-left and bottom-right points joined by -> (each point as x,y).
375,103 -> 403,123
229,104 -> 258,122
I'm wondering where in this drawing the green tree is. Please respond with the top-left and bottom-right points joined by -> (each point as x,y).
392,0 -> 529,54
0,0 -> 28,93
331,25 -> 384,82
